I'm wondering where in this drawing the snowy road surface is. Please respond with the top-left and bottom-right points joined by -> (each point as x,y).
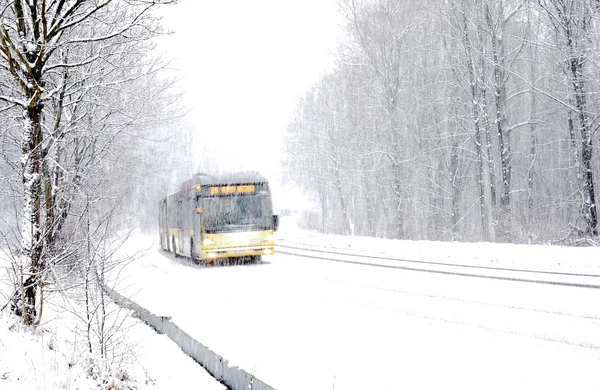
113,230 -> 600,390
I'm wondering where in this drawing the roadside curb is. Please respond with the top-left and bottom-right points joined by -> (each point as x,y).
104,284 -> 276,390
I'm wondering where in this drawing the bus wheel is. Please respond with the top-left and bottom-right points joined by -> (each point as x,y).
172,237 -> 178,257
190,239 -> 196,261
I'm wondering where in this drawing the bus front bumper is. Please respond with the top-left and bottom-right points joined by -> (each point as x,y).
202,246 -> 275,261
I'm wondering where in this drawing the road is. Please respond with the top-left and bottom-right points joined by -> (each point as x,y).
115,235 -> 600,389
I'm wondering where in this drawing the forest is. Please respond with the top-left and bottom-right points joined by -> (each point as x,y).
0,0 -> 193,340
286,0 -> 600,245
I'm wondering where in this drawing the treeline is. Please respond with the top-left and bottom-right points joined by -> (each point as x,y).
285,0 -> 600,244
0,0 -> 194,327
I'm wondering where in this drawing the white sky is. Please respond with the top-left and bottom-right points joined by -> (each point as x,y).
156,0 -> 343,183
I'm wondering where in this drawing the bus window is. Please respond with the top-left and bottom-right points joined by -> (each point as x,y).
202,193 -> 273,233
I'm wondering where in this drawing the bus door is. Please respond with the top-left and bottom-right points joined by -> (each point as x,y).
175,198 -> 183,254
192,196 -> 203,259
159,199 -> 168,249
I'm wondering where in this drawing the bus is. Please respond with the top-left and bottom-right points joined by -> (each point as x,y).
158,171 -> 278,264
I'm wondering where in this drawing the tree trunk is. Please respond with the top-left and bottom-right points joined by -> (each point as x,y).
461,8 -> 490,240
566,22 -> 598,235
20,104 -> 45,325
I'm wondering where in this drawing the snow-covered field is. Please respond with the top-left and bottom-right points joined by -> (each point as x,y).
0,258 -> 225,390
2,216 -> 600,389
279,221 -> 600,275
0,314 -> 225,390
108,217 -> 600,390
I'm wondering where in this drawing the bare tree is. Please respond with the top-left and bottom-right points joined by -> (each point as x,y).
282,0 -> 600,244
0,0 -> 174,325
339,0 -> 422,239
536,0 -> 600,237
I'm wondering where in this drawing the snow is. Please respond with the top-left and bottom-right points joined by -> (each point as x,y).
281,223 -> 600,275
0,313 -> 225,389
2,216 -> 600,389
0,261 -> 225,390
108,216 -> 600,389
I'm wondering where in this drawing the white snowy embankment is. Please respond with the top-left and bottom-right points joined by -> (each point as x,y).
278,217 -> 600,275
0,257 -> 225,390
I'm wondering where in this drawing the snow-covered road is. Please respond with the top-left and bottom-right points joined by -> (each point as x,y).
114,227 -> 600,390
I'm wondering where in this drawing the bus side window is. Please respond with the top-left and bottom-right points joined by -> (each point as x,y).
176,200 -> 183,228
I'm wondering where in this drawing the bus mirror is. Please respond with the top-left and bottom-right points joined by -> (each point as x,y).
272,215 -> 279,231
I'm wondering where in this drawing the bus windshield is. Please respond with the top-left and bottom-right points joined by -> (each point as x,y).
202,193 -> 273,233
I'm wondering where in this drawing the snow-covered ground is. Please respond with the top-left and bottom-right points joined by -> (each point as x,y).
0,314 -> 225,390
279,219 -> 600,275
0,260 -> 225,389
2,216 -> 600,389
108,217 -> 600,390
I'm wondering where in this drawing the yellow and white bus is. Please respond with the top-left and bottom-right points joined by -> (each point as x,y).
159,172 -> 278,264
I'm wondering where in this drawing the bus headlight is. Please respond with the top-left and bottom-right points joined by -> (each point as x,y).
263,234 -> 274,243
203,238 -> 215,247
